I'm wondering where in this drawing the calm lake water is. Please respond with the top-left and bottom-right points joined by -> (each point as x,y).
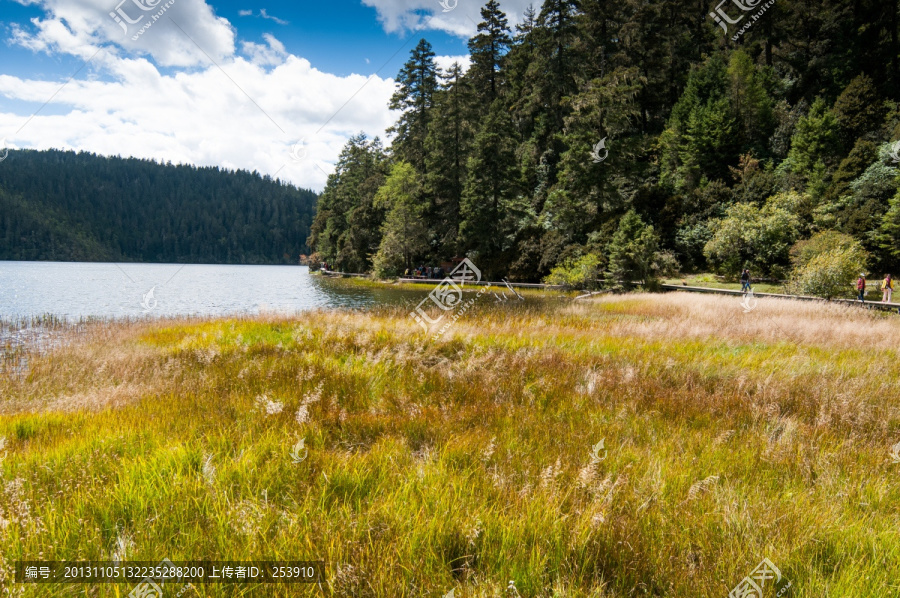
0,261 -> 421,320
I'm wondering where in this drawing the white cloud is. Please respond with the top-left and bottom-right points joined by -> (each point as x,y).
361,0 -> 543,37
434,54 -> 471,75
241,33 -> 287,66
1,5 -> 397,191
11,0 -> 236,68
258,9 -> 289,25
238,8 -> 289,25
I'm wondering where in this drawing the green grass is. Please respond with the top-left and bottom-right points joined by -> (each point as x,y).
320,272 -> 576,298
2,294 -> 900,596
662,273 -> 785,294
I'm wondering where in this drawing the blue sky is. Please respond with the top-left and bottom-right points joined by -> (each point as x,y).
1,0 -> 475,79
0,0 -> 537,190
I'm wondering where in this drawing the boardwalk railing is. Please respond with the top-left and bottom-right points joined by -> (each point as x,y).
319,270 -> 369,278
661,284 -> 900,312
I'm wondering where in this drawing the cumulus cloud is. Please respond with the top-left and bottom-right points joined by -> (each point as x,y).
241,33 -> 288,66
434,54 -> 471,75
361,0 -> 543,37
0,2 -> 397,191
11,0 -> 236,67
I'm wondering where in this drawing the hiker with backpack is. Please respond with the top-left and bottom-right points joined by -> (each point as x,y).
882,274 -> 893,303
857,274 -> 866,302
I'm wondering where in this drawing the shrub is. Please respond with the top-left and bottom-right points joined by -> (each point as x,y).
703,201 -> 801,277
787,244 -> 869,299
606,211 -> 677,291
790,231 -> 858,269
653,250 -> 682,279
544,254 -> 603,290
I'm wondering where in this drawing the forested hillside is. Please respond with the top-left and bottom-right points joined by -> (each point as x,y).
0,150 -> 318,264
310,0 -> 900,287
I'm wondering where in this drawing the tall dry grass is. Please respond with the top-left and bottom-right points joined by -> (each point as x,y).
1,293 -> 899,596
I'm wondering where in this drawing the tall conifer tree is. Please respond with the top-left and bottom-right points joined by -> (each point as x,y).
388,39 -> 438,172
467,0 -> 512,106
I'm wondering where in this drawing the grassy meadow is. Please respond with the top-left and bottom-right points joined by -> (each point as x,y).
2,292 -> 900,596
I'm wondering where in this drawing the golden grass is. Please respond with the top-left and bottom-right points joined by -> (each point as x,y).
1,293 -> 900,596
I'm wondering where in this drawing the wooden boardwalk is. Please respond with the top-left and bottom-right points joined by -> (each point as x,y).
661,284 -> 900,313
319,270 -> 368,278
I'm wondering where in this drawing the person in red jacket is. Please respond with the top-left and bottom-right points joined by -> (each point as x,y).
857,274 -> 866,302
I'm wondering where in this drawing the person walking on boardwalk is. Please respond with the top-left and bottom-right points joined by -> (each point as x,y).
882,274 -> 893,303
857,274 -> 867,302
740,269 -> 752,293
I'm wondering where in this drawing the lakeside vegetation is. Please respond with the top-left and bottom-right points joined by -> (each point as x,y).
2,293 -> 900,596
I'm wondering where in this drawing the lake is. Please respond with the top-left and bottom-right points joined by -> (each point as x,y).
0,261 -> 421,320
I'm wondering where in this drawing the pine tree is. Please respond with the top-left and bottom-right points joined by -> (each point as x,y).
659,54 -> 738,190
605,210 -> 662,289
372,162 -> 429,276
727,50 -> 775,157
504,4 -> 537,103
510,0 -> 580,141
425,62 -> 477,253
543,67 -> 645,245
388,39 -> 438,172
516,4 -> 536,40
467,0 -> 512,105
308,134 -> 388,271
459,101 -> 522,276
508,0 -> 581,216
785,98 -> 841,183
534,0 -> 581,131
832,74 -> 887,147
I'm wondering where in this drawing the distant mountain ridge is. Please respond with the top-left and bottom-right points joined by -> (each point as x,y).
0,149 -> 318,264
